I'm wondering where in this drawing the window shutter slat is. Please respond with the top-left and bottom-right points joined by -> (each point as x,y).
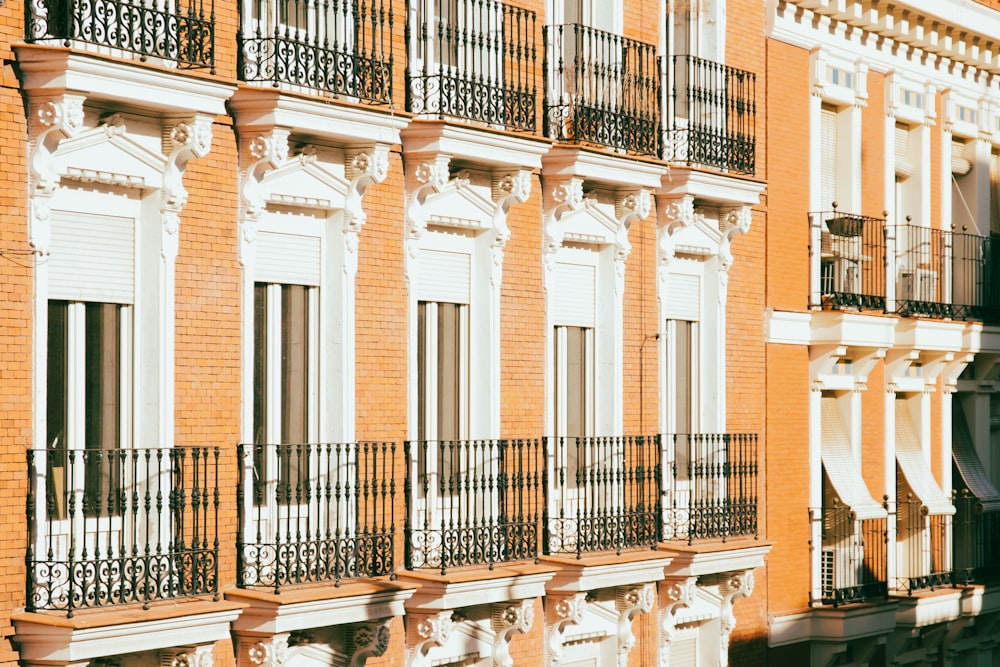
553,261 -> 596,326
256,231 -> 322,286
50,213 -> 134,304
418,249 -> 471,304
664,273 -> 701,321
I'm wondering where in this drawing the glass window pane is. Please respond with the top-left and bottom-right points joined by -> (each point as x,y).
46,301 -> 69,520
84,303 -> 121,517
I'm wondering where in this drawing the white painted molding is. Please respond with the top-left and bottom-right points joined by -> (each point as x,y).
658,577 -> 697,667
409,611 -> 455,667
492,600 -> 534,667
247,636 -> 289,667
546,593 -> 587,667
162,645 -> 215,667
718,571 -> 755,667
615,584 -> 655,667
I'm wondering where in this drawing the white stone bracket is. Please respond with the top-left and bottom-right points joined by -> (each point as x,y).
658,577 -> 697,667
409,610 -> 455,667
350,619 -> 392,667
616,584 -> 656,667
718,571 -> 755,667
492,599 -> 534,667
546,592 -> 587,667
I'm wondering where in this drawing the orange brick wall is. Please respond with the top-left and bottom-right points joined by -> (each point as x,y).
861,363 -> 887,501
861,71 -> 886,220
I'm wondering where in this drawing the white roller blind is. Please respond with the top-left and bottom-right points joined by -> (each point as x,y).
820,106 -> 838,209
952,139 -> 972,176
49,212 -> 134,304
821,396 -> 887,520
553,261 -> 595,326
952,402 -> 1000,512
256,231 -> 322,286
664,272 -> 700,321
418,249 -> 471,304
895,124 -> 913,179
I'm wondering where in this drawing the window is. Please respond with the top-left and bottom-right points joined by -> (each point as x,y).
253,283 -> 318,505
46,301 -> 129,520
417,300 -> 469,444
553,325 -> 593,439
820,103 -> 842,210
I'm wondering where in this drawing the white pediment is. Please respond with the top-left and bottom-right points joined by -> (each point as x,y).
671,217 -> 723,257
261,160 -> 349,211
286,641 -> 349,667
422,183 -> 496,230
558,205 -> 618,246
54,126 -> 166,189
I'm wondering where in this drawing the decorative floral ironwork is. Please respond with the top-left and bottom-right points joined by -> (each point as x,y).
28,0 -> 215,70
240,0 -> 393,104
26,446 -> 220,615
407,0 -> 537,131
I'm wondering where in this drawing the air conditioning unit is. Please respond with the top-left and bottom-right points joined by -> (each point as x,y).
822,257 -> 859,294
898,268 -> 937,302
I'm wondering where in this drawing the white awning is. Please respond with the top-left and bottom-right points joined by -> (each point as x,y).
821,397 -> 887,520
953,403 -> 1000,513
895,400 -> 955,516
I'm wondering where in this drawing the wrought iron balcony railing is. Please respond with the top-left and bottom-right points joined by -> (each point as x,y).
544,435 -> 660,557
26,446 -> 219,615
405,438 -> 542,574
664,55 -> 756,175
893,495 -> 953,594
407,0 -> 537,130
27,0 -> 215,70
662,433 -> 758,544
237,442 -> 396,591
240,0 -> 393,104
944,229 -> 1000,322
819,499 -> 888,606
953,489 -> 1000,584
544,24 -> 659,155
810,210 -> 887,312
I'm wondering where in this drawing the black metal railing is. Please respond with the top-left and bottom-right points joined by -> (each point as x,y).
949,230 -> 1000,322
405,438 -> 542,573
953,489 -> 1000,584
811,210 -> 887,311
241,0 -> 392,104
820,499 -> 888,606
662,433 -> 758,544
26,446 -> 219,615
544,23 -> 659,155
237,442 -> 395,592
893,495 -> 952,594
544,435 -> 659,557
27,0 -> 215,70
893,224 -> 949,318
407,0 -> 537,130
664,55 -> 756,174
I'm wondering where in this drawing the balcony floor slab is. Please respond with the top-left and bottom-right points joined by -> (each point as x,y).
398,563 -> 558,611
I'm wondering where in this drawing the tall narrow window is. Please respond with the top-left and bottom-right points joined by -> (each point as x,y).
554,325 -> 593,439
253,283 -> 317,505
46,301 -> 127,520
418,301 -> 469,443
820,103 -> 840,209
667,318 -> 698,435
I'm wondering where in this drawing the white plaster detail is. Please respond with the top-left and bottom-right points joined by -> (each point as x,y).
616,584 -> 656,667
163,645 -> 215,667
492,599 -> 534,667
719,571 -> 755,667
248,636 -> 289,667
659,577 -> 697,666
410,611 -> 455,667
28,95 -> 85,254
345,146 -> 390,233
489,169 -> 532,287
350,620 -> 391,667
717,205 -> 753,304
547,593 -> 587,667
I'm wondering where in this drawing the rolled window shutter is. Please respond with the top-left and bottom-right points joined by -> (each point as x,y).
255,231 -> 322,286
952,139 -> 972,176
418,249 -> 471,304
50,212 -> 134,304
820,107 -> 838,209
895,124 -> 914,179
553,261 -> 595,327
664,273 -> 700,321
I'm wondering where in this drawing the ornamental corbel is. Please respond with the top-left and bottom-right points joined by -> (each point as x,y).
163,645 -> 215,667
719,205 -> 752,272
247,635 -> 290,667
238,128 -> 291,267
616,584 -> 655,667
719,571 -> 755,667
659,577 -> 696,663
656,195 -> 695,266
350,619 -> 392,667
344,145 -> 390,234
614,189 -> 649,262
410,611 -> 454,667
544,177 -> 586,263
493,599 -> 534,667
407,155 -> 453,247
163,114 -> 214,212
547,593 -> 587,666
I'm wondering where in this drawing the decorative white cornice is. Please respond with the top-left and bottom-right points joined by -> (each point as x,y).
615,584 -> 655,667
546,593 -> 587,667
410,611 -> 454,667
719,571 -> 755,667
349,620 -> 391,667
492,600 -> 534,667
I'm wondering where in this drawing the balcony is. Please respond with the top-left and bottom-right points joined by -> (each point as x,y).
545,435 -> 660,556
237,442 -> 396,592
405,438 -> 543,574
953,489 -> 1000,585
893,495 -> 953,594
407,0 -> 537,130
544,24 -> 659,155
240,0 -> 392,104
27,0 -> 215,70
820,500 -> 888,606
664,55 -> 756,175
662,433 -> 759,544
26,446 -> 220,615
810,210 -> 888,312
